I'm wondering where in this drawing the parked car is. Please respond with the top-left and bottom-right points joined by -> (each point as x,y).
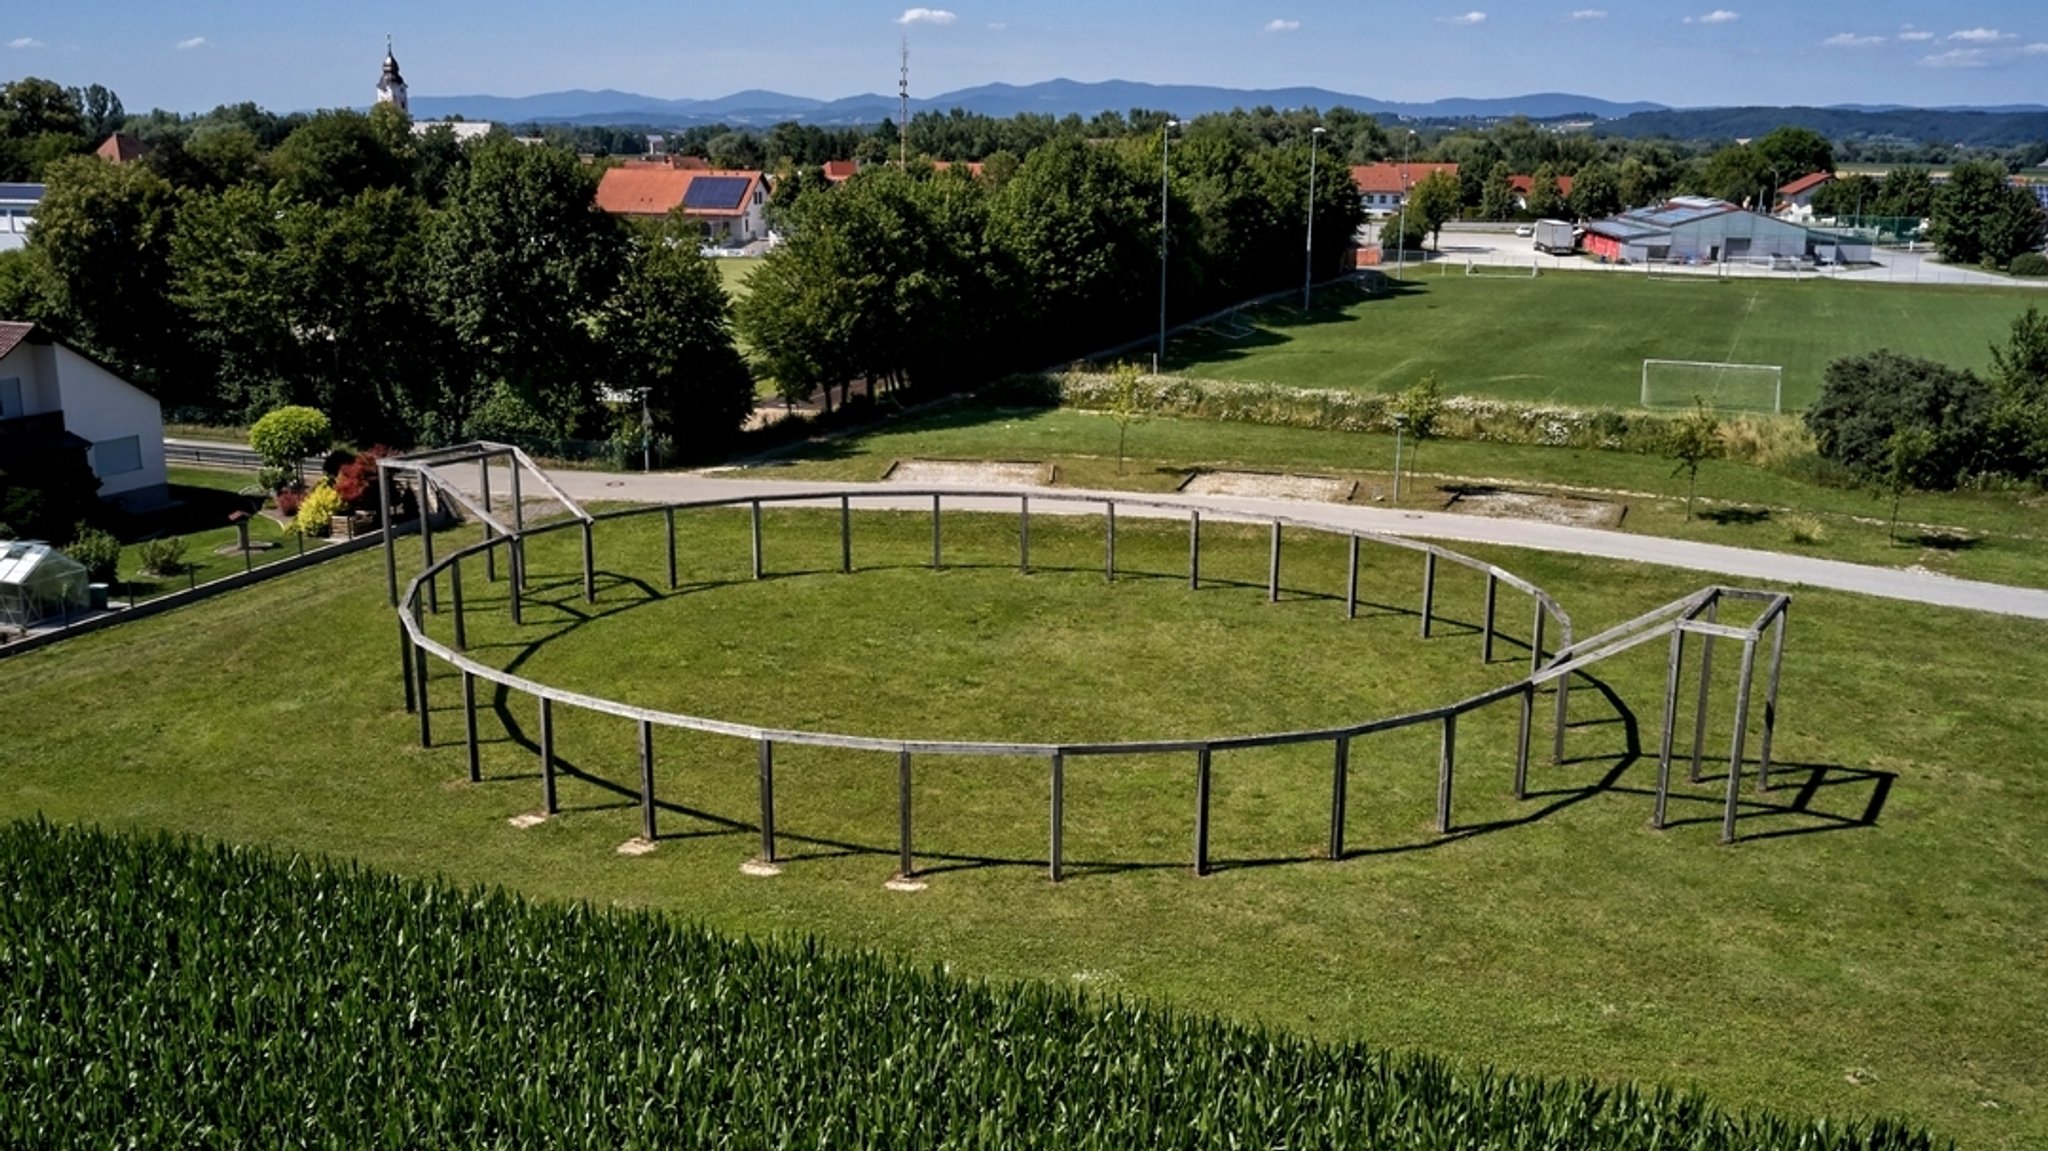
1513,225 -> 1533,237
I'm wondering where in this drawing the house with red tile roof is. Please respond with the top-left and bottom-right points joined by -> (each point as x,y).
1508,173 -> 1574,211
1776,172 -> 1835,217
94,133 -> 150,165
821,160 -> 859,184
593,167 -> 770,244
1350,163 -> 1459,215
0,321 -> 167,511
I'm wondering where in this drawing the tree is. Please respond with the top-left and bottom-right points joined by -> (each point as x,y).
1409,170 -> 1461,249
602,223 -> 756,462
1873,167 -> 1935,220
1881,426 -> 1933,544
0,77 -> 87,180
1753,126 -> 1834,186
1805,350 -> 1992,489
1572,162 -> 1622,220
75,84 -> 124,142
1986,306 -> 2048,480
1810,173 -> 1878,221
1479,161 -> 1516,222
1104,362 -> 1149,475
1391,371 -> 1444,479
1700,145 -> 1771,208
1665,398 -> 1721,521
249,405 -> 333,482
1928,159 -> 2047,267
266,110 -> 409,207
1527,163 -> 1569,220
28,155 -> 185,394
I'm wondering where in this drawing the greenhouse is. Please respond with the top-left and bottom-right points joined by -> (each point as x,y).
0,540 -> 90,630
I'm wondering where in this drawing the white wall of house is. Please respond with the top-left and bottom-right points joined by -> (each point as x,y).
0,340 -> 167,508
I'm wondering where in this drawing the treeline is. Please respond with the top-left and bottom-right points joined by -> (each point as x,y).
738,127 -> 1364,409
1600,105 -> 2048,157
0,84 -> 753,456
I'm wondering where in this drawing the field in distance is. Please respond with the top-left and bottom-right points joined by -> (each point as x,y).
1171,273 -> 2042,410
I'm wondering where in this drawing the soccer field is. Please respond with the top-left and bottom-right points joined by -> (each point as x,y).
1173,272 -> 2042,410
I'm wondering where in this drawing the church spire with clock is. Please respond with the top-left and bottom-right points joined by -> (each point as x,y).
375,36 -> 408,114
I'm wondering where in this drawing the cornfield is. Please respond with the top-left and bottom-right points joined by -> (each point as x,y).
0,821 -> 1946,1150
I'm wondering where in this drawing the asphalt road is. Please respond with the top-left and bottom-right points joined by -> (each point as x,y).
480,468 -> 2048,622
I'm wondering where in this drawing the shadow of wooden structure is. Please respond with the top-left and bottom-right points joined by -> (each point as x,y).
383,443 -> 1802,885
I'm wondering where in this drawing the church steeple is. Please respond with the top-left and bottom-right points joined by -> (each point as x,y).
376,35 -> 408,114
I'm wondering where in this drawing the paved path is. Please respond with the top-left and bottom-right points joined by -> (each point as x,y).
470,468 -> 2048,622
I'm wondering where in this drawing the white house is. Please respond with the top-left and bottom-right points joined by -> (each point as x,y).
0,321 -> 168,510
0,183 -> 43,253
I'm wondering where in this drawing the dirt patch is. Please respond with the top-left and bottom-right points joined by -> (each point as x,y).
884,459 -> 1052,486
1179,471 -> 1357,503
1442,486 -> 1626,528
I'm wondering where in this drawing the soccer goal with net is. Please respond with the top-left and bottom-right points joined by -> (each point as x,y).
1465,259 -> 1539,279
1640,359 -> 1783,414
1643,257 -> 1728,283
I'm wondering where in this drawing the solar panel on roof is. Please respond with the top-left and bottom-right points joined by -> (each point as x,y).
682,176 -> 750,211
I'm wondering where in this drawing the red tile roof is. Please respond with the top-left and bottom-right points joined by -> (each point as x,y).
822,159 -> 858,183
594,167 -> 764,218
932,160 -> 985,178
0,321 -> 35,361
94,133 -> 149,164
1508,173 -> 1575,197
1779,171 -> 1833,197
1349,162 -> 1459,194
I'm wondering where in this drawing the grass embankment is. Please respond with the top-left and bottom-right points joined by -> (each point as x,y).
0,819 -> 1943,1149
755,404 -> 2048,589
3,512 -> 2044,1147
1169,275 -> 2037,409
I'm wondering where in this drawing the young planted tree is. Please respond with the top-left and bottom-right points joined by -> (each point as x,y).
1105,362 -> 1149,475
249,405 -> 333,485
1391,371 -> 1445,485
1666,397 -> 1721,522
1883,426 -> 1934,544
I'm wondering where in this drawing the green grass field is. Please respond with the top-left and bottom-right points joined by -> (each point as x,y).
4,511 -> 2045,1148
714,255 -> 760,299
1170,274 -> 2041,410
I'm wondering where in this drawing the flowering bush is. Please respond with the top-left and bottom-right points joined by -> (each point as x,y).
291,481 -> 347,536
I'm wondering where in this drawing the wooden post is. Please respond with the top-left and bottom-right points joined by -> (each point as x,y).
930,494 -> 942,570
1346,536 -> 1360,620
897,749 -> 914,878
539,697 -> 557,816
399,618 -> 416,714
1420,553 -> 1437,638
758,740 -> 776,863
1437,714 -> 1457,834
1193,747 -> 1213,877
1757,605 -> 1788,790
1530,602 -> 1547,673
421,500 -> 437,613
479,458 -> 496,582
1514,683 -> 1534,800
1188,512 -> 1201,589
580,520 -> 596,604
841,495 -> 853,574
639,720 -> 657,842
414,643 -> 431,748
1019,496 -> 1030,574
1721,639 -> 1759,844
1104,501 -> 1117,581
1553,660 -> 1570,767
1267,521 -> 1282,603
1482,574 -> 1498,663
1049,751 -> 1064,883
1655,626 -> 1686,829
1328,737 -> 1350,861
448,556 -> 467,652
508,535 -> 523,627
665,506 -> 677,589
1689,598 -> 1720,783
462,671 -> 480,783
752,500 -> 765,580
509,462 -> 526,592
379,460 -> 398,607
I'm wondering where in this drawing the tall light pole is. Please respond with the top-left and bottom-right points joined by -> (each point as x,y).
1303,125 -> 1325,311
1395,129 -> 1417,281
1157,118 -> 1179,373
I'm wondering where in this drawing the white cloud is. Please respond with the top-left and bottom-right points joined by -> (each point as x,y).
1438,11 -> 1487,25
8,36 -> 46,49
1684,10 -> 1739,24
1921,48 -> 1988,67
1947,28 -> 2011,43
2025,42 -> 2048,55
1822,32 -> 1885,48
1896,28 -> 1935,42
1263,18 -> 1300,33
1569,10 -> 1608,20
896,8 -> 957,26
176,36 -> 210,50
987,21 -> 1006,30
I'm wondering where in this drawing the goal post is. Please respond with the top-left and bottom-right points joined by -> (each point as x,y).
1640,359 -> 1783,414
1465,259 -> 1539,279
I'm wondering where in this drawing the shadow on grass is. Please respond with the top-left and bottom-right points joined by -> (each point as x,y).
1161,279 -> 1429,373
1700,506 -> 1773,527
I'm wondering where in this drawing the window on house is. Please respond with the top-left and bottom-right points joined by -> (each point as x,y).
92,435 -> 142,477
0,378 -> 20,419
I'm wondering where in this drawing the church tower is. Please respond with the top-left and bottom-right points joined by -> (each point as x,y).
375,36 -> 408,114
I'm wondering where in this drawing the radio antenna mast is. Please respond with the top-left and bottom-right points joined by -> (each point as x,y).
899,38 -> 910,167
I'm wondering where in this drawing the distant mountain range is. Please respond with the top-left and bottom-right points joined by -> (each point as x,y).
400,80 -> 2048,145
404,81 -> 1666,127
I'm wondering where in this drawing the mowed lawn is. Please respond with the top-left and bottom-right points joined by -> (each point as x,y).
714,255 -> 760,299
2,510 -> 2045,1148
1172,272 -> 2042,410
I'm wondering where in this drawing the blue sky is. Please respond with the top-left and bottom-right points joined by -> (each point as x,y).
5,1 -> 2046,113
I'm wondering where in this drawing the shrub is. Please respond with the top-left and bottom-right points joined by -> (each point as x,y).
2010,252 -> 2048,278
255,465 -> 293,493
135,537 -> 188,576
248,406 -> 332,481
1804,350 -> 1991,489
66,524 -> 121,582
1782,514 -> 1828,545
333,447 -> 393,513
291,481 -> 346,536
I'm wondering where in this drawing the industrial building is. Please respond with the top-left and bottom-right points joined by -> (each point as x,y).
1582,197 -> 1874,267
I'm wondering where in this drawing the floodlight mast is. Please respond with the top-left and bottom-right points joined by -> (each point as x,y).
1396,129 -> 1416,281
1304,125 -> 1325,311
1157,118 -> 1179,373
